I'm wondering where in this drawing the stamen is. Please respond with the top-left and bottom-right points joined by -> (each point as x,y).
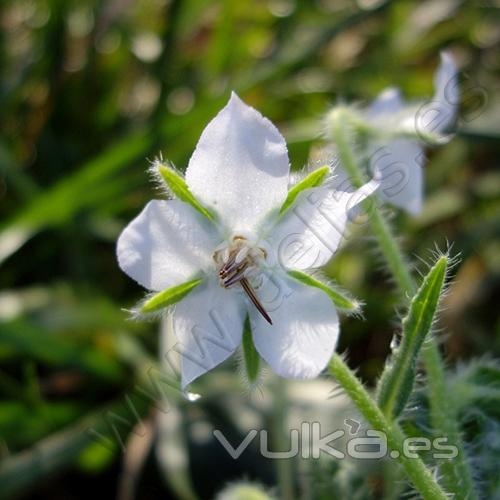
235,246 -> 249,264
221,247 -> 230,263
223,266 -> 247,287
215,237 -> 272,325
240,278 -> 273,325
219,255 -> 237,279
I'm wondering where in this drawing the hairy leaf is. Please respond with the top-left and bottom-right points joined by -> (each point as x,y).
141,279 -> 203,313
242,317 -> 260,385
279,165 -> 329,215
158,163 -> 215,221
376,255 -> 448,418
288,270 -> 360,312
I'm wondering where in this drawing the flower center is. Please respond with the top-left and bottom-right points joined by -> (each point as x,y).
213,236 -> 272,325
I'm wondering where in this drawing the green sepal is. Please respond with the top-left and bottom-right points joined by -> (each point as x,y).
141,278 -> 203,313
158,162 -> 215,221
287,270 -> 360,312
279,165 -> 330,215
242,316 -> 260,385
376,255 -> 448,418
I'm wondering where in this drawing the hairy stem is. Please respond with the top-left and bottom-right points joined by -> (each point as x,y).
329,108 -> 477,499
329,355 -> 449,500
330,109 -> 416,297
423,341 -> 477,498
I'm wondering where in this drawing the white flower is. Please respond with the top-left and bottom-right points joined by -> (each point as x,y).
331,52 -> 458,215
117,92 -> 378,389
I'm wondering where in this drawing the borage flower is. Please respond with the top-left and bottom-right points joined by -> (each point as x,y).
327,52 -> 458,215
117,93 -> 378,389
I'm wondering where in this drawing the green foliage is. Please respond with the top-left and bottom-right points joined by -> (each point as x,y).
376,256 -> 448,418
157,162 -> 215,221
241,317 -> 260,385
279,165 -> 329,214
0,0 -> 497,498
288,270 -> 360,312
434,359 -> 500,498
0,134 -> 151,264
450,359 -> 500,415
1,318 -> 124,382
140,278 -> 203,313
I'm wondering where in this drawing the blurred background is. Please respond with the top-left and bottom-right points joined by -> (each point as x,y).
0,0 -> 499,498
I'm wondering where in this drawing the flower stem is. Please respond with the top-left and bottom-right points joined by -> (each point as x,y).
329,355 -> 449,500
329,108 -> 477,499
423,341 -> 477,499
329,109 -> 416,298
330,108 -> 417,298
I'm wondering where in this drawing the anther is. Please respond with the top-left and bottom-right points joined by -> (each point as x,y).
214,238 -> 272,325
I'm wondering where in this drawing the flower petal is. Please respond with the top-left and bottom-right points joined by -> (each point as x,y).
117,199 -> 220,291
432,52 -> 459,131
267,178 -> 379,270
366,88 -> 404,118
415,52 -> 458,137
185,92 -> 290,233
250,273 -> 339,379
369,139 -> 424,215
171,278 -> 246,388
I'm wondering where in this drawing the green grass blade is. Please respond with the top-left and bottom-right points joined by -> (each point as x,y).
279,165 -> 329,215
287,270 -> 360,312
0,133 -> 151,264
141,278 -> 203,313
157,162 -> 215,221
376,255 -> 448,418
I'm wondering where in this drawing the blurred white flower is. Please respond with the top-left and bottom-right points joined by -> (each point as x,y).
329,52 -> 458,215
215,480 -> 276,500
117,93 -> 378,389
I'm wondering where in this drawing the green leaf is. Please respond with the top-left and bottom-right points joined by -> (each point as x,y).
376,255 -> 448,418
157,162 -> 215,221
279,165 -> 330,215
0,319 -> 124,382
0,132 -> 151,264
242,317 -> 260,385
141,279 -> 203,313
287,270 -> 360,312
449,359 -> 500,415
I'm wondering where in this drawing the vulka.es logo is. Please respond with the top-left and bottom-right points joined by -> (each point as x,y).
214,421 -> 458,460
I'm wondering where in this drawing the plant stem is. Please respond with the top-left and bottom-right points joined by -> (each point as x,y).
329,355 -> 449,500
330,108 -> 477,499
271,376 -> 295,500
423,341 -> 477,499
366,205 -> 416,296
330,109 -> 416,297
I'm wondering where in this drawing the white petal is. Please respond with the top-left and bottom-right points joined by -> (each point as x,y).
369,139 -> 424,215
416,52 -> 458,137
366,88 -> 404,118
250,273 -> 339,379
171,278 -> 246,389
433,52 -> 459,127
267,178 -> 379,270
117,199 -> 219,291
185,92 -> 290,233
